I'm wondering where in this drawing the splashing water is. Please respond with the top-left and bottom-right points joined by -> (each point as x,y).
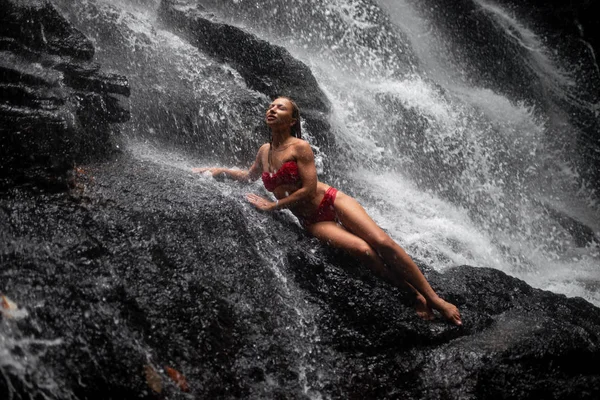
474,0 -> 575,97
55,0 -> 599,310
1,300 -> 69,400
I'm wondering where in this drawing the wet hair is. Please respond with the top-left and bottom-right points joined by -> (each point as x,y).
279,96 -> 302,139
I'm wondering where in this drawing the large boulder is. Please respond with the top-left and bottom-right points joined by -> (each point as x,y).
1,152 -> 599,399
0,0 -> 130,188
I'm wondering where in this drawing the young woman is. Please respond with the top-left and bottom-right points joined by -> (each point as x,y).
193,97 -> 462,325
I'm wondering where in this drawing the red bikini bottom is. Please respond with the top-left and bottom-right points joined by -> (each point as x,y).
300,187 -> 338,227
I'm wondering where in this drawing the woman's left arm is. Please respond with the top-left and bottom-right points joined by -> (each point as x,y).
246,141 -> 317,211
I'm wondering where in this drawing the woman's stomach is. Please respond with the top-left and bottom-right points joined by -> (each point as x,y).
274,182 -> 331,219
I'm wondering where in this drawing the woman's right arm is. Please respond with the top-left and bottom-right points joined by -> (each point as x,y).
191,167 -> 249,181
191,144 -> 267,182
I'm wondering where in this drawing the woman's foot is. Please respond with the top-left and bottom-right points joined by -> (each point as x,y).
430,297 -> 462,326
414,293 -> 435,320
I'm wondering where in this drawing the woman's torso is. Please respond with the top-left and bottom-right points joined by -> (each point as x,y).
260,140 -> 330,220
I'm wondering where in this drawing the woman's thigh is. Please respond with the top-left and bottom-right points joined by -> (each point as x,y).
306,221 -> 369,253
305,221 -> 390,278
333,191 -> 391,248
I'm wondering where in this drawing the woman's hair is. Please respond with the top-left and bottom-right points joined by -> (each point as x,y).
280,96 -> 302,139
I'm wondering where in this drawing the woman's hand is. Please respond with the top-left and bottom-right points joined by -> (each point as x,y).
246,193 -> 277,211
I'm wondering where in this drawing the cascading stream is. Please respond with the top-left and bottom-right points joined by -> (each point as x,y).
54,0 -> 600,307
4,1 -> 600,398
210,0 -> 600,302
127,142 -> 330,398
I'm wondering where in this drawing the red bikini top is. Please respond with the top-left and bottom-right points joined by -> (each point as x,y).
262,161 -> 300,192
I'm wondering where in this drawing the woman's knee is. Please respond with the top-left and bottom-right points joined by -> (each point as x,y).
352,241 -> 379,263
370,233 -> 398,256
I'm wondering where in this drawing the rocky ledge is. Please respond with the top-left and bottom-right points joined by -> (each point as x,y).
1,152 -> 599,400
0,0 -> 130,188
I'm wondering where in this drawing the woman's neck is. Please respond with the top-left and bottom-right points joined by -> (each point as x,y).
270,129 -> 293,148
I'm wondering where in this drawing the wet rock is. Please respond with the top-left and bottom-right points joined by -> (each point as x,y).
0,0 -> 95,60
288,248 -> 600,399
0,0 -> 130,188
1,154 -> 599,399
540,202 -> 598,247
197,0 -> 418,78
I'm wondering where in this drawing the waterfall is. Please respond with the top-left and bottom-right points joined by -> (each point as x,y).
51,0 -> 599,308
4,1 -> 600,398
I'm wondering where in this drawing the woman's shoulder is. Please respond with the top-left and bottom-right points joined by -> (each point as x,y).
257,142 -> 270,155
259,142 -> 270,150
291,137 -> 310,148
292,138 -> 312,156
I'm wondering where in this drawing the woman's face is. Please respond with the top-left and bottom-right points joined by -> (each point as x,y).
265,98 -> 296,129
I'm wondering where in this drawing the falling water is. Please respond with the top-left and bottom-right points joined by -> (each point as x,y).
3,0 -> 600,397
50,0 -> 599,307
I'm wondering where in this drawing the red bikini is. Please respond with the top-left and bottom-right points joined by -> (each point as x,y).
299,186 -> 338,227
261,160 -> 300,192
261,160 -> 338,227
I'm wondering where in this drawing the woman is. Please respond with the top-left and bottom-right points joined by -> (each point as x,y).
193,97 -> 462,325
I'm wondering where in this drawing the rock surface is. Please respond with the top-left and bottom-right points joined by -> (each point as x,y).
1,153 -> 599,399
0,0 -> 130,188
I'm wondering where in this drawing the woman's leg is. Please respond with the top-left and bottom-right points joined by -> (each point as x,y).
306,221 -> 434,320
332,191 -> 462,325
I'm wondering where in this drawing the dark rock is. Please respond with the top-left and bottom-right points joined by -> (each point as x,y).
540,202 -> 598,247
0,0 -> 95,60
159,0 -> 329,112
198,0 -> 418,78
0,0 -> 130,188
54,62 -> 131,96
1,154 -> 599,399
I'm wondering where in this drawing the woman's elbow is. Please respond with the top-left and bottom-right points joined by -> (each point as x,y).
247,171 -> 261,182
303,184 -> 317,199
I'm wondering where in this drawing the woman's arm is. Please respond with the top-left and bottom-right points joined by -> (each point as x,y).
247,141 -> 317,211
192,144 -> 267,183
192,167 -> 250,181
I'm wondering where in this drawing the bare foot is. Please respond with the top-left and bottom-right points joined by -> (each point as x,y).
415,293 -> 435,320
430,298 -> 462,326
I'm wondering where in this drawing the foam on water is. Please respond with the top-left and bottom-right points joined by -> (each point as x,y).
352,169 -> 508,270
